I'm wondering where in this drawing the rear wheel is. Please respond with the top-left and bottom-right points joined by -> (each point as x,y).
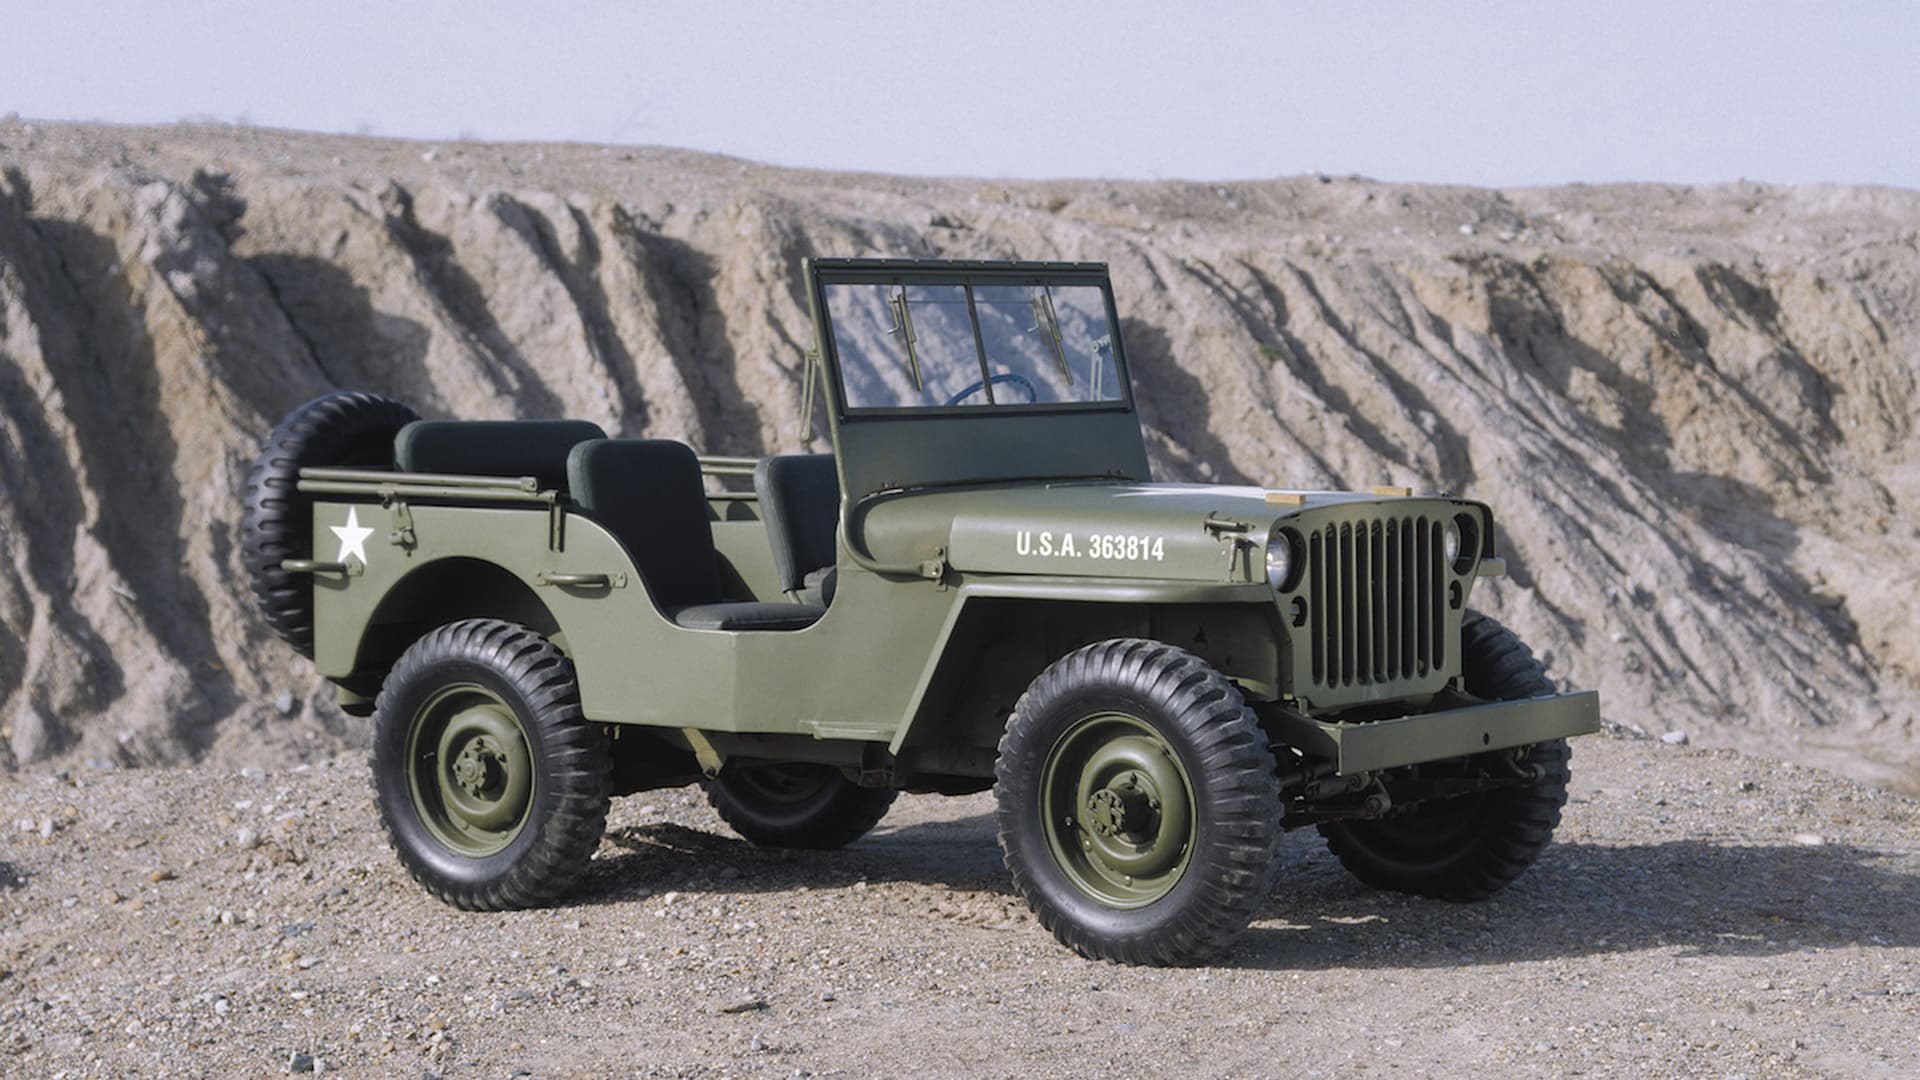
995,639 -> 1281,966
372,619 -> 609,909
706,763 -> 896,849
1319,611 -> 1572,900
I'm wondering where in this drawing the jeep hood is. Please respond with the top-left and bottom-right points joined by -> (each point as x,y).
857,481 -> 1480,584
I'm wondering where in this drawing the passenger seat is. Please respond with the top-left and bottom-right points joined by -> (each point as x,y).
752,453 -> 840,605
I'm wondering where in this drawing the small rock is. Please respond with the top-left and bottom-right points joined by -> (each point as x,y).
1794,833 -> 1826,847
214,997 -> 231,1016
273,692 -> 297,716
236,827 -> 260,850
296,955 -> 319,969
240,767 -> 267,781
100,888 -> 123,906
1659,731 -> 1689,746
717,995 -> 768,1015
1458,223 -> 1476,236
150,868 -> 176,883
287,1049 -> 316,1073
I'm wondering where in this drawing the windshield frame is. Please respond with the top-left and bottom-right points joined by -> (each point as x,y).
808,259 -> 1136,421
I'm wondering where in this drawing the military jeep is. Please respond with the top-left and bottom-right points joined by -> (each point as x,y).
241,257 -> 1600,965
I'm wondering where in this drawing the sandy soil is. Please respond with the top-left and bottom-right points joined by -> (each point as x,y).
2,731 -> 1915,1078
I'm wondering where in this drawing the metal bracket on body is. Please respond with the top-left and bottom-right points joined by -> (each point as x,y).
681,728 -> 725,779
1202,516 -> 1257,581
383,495 -> 416,550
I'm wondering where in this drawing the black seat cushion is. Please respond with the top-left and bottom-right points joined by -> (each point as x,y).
566,438 -> 720,610
752,453 -> 839,594
669,601 -> 825,631
395,419 -> 607,491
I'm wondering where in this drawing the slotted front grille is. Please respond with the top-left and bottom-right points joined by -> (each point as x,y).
1307,516 -> 1447,689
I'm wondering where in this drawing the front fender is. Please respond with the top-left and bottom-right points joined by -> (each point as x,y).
885,575 -> 1277,755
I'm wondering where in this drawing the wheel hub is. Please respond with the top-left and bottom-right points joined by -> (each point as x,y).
452,737 -> 506,797
1087,771 -> 1155,837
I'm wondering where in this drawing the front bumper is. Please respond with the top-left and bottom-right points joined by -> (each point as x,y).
1287,691 -> 1602,775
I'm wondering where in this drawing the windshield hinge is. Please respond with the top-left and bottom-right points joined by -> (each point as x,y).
919,545 -> 948,585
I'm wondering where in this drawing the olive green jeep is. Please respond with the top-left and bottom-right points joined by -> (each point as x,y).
241,258 -> 1599,965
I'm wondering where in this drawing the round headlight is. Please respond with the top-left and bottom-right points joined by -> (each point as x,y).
1266,529 -> 1300,591
1448,512 -> 1481,573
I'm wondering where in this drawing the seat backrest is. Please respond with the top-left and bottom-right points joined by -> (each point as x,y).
394,419 -> 607,491
566,438 -> 720,609
752,454 -> 840,594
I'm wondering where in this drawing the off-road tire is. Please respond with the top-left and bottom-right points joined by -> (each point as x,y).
241,391 -> 418,657
995,639 -> 1282,966
1319,610 -> 1573,901
706,764 -> 897,849
372,619 -> 610,910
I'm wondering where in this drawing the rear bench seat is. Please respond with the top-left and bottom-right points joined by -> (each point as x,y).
394,419 -> 609,490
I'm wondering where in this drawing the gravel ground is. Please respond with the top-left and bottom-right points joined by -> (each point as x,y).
2,732 -> 1917,1078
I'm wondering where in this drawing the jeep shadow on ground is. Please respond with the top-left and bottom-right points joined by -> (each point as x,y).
571,806 -> 1015,906
576,804 -> 1920,971
1227,834 -> 1920,971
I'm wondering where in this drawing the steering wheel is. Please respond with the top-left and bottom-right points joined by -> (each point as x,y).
945,372 -> 1039,407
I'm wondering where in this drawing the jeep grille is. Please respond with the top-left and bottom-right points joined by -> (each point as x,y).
1307,516 -> 1447,688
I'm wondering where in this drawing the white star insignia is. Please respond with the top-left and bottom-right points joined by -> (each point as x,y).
330,507 -> 375,566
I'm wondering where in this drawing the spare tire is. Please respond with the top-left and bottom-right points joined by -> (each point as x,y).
241,392 -> 419,658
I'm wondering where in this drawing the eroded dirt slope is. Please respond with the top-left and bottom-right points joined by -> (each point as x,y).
0,120 -> 1915,788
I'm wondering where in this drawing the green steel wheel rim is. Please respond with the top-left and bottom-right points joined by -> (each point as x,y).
1040,712 -> 1196,908
406,682 -> 535,857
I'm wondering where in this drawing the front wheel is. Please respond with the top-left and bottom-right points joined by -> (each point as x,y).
1319,610 -> 1573,900
995,639 -> 1282,966
372,619 -> 610,909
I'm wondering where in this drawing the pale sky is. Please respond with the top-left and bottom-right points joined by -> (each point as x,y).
5,1 -> 1916,188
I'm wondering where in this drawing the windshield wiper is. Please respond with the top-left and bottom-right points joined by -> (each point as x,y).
1030,287 -> 1073,386
886,287 -> 924,392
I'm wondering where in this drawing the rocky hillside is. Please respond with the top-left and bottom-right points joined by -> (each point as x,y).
1,120 -> 1915,790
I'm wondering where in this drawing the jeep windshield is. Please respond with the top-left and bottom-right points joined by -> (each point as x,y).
822,274 -> 1127,413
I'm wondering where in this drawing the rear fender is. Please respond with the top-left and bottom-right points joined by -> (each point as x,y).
309,501 -> 657,709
